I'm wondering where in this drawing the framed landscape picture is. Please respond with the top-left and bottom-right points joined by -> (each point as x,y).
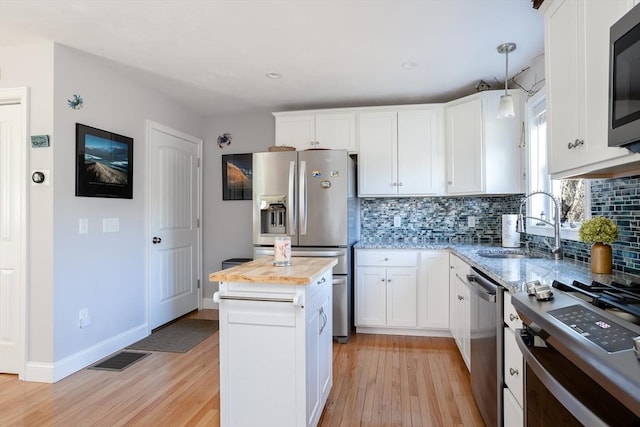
222,153 -> 252,200
75,123 -> 134,199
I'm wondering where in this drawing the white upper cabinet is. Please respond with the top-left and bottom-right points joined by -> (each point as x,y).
358,106 -> 445,197
274,111 -> 357,152
544,0 -> 640,178
445,90 -> 524,195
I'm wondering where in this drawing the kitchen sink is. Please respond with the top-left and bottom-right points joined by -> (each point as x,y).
476,250 -> 544,259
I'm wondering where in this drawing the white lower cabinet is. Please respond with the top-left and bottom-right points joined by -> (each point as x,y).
503,387 -> 524,427
355,250 -> 418,328
355,249 -> 450,335
449,254 -> 471,370
503,292 -> 524,426
218,269 -> 332,427
417,250 -> 450,329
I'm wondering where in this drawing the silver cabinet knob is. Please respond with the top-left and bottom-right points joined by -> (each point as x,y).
509,313 -> 519,322
152,237 -> 162,244
509,367 -> 519,376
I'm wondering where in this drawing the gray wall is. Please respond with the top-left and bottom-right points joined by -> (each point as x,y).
1,42 -> 203,381
201,113 -> 274,303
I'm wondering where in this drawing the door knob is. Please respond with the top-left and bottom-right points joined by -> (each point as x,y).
152,237 -> 162,244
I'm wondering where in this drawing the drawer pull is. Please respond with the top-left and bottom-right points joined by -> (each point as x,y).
509,367 -> 519,376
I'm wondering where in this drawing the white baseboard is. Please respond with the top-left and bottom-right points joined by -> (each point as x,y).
202,298 -> 218,310
24,323 -> 149,383
23,362 -> 55,383
355,326 -> 452,338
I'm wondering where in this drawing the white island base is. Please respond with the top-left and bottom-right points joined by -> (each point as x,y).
210,257 -> 336,427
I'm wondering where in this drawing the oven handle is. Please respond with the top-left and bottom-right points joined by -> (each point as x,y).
515,329 -> 608,427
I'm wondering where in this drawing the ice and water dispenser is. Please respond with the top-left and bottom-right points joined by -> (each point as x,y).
259,195 -> 287,235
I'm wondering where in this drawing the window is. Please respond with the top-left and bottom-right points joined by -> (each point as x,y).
526,89 -> 589,240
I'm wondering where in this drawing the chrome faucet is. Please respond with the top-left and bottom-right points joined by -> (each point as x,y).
516,191 -> 563,260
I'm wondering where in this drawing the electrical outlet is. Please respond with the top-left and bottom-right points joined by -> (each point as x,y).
79,308 -> 91,329
393,216 -> 401,227
103,218 -> 119,233
468,216 -> 476,228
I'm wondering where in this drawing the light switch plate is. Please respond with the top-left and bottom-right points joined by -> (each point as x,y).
79,218 -> 88,234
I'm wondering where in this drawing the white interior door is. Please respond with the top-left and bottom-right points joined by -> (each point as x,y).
148,122 -> 202,330
0,89 -> 27,375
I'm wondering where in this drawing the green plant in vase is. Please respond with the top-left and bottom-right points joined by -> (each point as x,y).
578,216 -> 618,274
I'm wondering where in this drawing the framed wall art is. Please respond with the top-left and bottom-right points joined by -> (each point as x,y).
75,123 -> 133,199
222,153 -> 252,200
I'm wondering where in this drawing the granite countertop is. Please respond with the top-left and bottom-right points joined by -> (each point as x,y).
355,241 -> 640,293
209,256 -> 338,285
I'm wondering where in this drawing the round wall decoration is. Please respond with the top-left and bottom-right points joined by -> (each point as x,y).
217,133 -> 232,148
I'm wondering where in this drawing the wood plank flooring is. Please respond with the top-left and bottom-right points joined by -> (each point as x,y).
0,310 -> 483,426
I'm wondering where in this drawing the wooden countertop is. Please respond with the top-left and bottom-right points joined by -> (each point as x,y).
208,257 -> 338,285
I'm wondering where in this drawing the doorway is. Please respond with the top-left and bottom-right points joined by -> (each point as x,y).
0,88 -> 28,376
147,121 -> 202,330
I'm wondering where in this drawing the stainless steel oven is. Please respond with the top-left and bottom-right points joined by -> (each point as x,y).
512,279 -> 640,426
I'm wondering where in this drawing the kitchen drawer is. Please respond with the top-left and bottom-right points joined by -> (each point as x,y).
504,292 -> 522,331
504,327 -> 524,406
356,250 -> 418,267
503,386 -> 523,427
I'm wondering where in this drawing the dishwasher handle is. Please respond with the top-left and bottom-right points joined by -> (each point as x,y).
467,272 -> 497,303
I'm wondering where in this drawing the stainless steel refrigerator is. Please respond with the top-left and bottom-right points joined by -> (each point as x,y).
252,149 -> 359,342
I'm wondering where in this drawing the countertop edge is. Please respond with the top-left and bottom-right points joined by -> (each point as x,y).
209,257 -> 338,285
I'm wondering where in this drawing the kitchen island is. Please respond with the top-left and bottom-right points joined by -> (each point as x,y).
209,256 -> 337,427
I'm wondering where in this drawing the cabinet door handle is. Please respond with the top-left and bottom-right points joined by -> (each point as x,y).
381,278 -> 386,282
397,182 -> 403,186
384,257 -> 389,261
509,367 -> 519,376
509,313 -> 519,322
319,307 -> 327,335
387,279 -> 392,283
567,138 -> 584,149
317,277 -> 326,285
458,295 -> 464,300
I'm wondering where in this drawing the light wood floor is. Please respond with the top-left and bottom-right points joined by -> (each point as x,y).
0,310 -> 483,426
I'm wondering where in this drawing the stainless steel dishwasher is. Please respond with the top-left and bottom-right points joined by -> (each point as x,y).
467,267 -> 504,427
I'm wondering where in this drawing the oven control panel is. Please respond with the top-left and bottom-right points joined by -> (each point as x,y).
549,305 -> 637,353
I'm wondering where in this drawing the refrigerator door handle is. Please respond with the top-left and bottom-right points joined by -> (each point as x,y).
299,160 -> 307,236
288,160 -> 297,235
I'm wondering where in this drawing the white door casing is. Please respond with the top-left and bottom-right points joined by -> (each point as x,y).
147,121 -> 202,330
0,88 -> 28,376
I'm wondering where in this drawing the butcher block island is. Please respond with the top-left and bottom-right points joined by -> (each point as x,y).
209,256 -> 338,427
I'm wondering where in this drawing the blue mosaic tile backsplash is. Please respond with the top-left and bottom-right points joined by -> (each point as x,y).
360,195 -> 523,244
360,175 -> 640,275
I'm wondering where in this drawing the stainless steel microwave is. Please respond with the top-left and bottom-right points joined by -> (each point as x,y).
609,3 -> 640,153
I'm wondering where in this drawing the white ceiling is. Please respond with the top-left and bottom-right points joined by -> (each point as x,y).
0,0 -> 544,116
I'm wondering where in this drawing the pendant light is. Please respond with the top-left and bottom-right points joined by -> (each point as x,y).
497,42 -> 516,119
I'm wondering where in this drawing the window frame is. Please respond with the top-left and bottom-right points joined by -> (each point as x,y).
524,88 -> 589,242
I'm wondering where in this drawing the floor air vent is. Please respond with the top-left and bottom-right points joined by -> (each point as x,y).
89,351 -> 150,371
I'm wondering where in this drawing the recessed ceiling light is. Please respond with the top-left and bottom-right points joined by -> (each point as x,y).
266,72 -> 282,79
401,61 -> 417,69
